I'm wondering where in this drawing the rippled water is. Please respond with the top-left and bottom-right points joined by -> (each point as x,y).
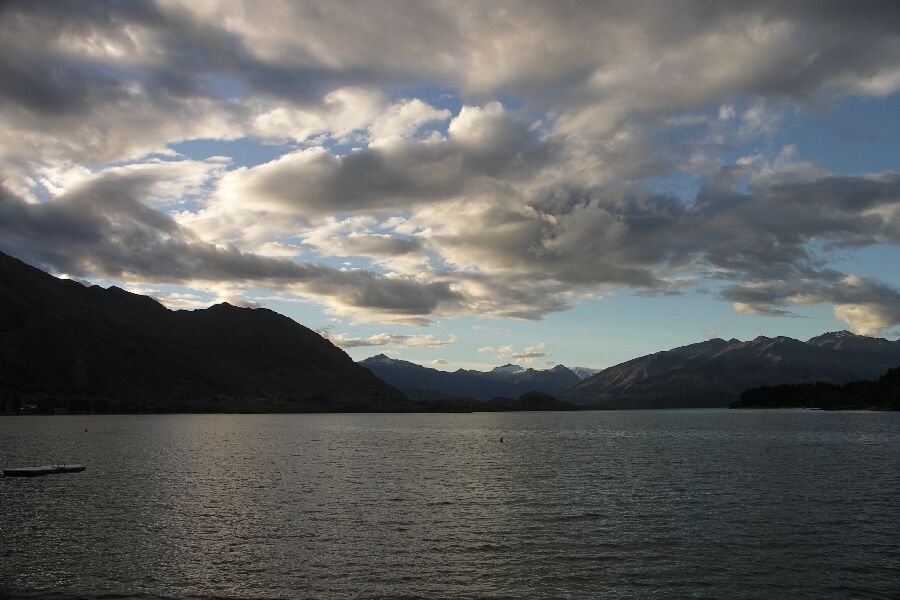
1,410 -> 898,599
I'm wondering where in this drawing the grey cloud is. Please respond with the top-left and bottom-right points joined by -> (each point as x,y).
511,351 -> 548,360
5,1 -> 900,109
331,234 -> 423,257
722,275 -> 900,334
401,167 -> 900,322
565,171 -> 900,287
8,1 -> 899,164
219,104 -> 555,214
195,161 -> 900,323
4,0 -> 900,332
0,179 -> 462,317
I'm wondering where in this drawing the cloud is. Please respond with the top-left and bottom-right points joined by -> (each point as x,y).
497,342 -> 548,364
305,231 -> 423,259
4,1 -> 900,334
251,87 -> 388,143
322,331 -> 458,349
732,303 -> 796,317
5,0 -> 900,168
725,274 -> 900,334
369,98 -> 451,144
0,176 -> 463,320
831,304 -> 898,337
7,139 -> 900,331
214,101 -> 554,216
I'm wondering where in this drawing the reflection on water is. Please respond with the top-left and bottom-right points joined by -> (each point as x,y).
1,410 -> 899,598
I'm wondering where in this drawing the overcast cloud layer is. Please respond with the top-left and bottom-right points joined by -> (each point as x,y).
2,0 -> 900,342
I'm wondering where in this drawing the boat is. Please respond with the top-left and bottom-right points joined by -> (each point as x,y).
2,464 -> 86,477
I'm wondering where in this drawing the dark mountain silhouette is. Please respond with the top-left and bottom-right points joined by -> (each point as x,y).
735,366 -> 900,410
561,332 -> 900,408
359,354 -> 580,400
0,250 -> 411,413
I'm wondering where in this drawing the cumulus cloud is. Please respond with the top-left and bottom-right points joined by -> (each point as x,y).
5,0 -> 900,165
4,0 -> 900,335
213,101 -> 554,216
724,274 -> 900,334
251,87 -> 388,143
0,177 -> 463,319
497,343 -> 549,364
369,98 -> 451,144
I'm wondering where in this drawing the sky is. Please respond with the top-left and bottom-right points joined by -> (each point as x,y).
2,1 -> 900,371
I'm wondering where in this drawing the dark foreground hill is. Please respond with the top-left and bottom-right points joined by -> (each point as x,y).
561,332 -> 900,409
359,354 -> 580,400
0,250 -> 414,413
735,367 -> 900,410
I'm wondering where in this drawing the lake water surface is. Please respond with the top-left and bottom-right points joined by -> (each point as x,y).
1,410 -> 898,599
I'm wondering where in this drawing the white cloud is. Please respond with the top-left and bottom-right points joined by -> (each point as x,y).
252,87 -> 388,143
497,342 -> 548,364
322,331 -> 458,349
832,304 -> 895,336
369,98 -> 451,145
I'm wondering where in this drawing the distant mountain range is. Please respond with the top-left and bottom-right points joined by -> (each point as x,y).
362,331 -> 900,409
4,248 -> 899,413
0,250 -> 410,413
561,332 -> 900,408
359,355 -> 582,400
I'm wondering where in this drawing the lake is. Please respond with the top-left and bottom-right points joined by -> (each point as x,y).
1,410 -> 898,599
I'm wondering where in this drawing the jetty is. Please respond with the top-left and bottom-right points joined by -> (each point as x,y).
2,464 -> 86,477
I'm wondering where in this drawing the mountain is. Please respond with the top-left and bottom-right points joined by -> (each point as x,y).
359,355 -> 580,400
561,333 -> 900,409
490,363 -> 524,377
0,250 -> 410,413
571,367 -> 601,380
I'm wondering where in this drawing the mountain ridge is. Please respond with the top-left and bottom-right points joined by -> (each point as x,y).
359,354 -> 581,401
0,250 -> 412,413
561,331 -> 900,408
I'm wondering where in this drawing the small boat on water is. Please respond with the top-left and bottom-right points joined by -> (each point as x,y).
2,464 -> 86,477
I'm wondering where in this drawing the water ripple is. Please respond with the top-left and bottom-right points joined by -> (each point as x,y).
1,410 -> 899,599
